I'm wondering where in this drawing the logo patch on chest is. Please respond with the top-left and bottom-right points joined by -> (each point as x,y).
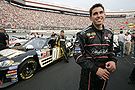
87,32 -> 96,39
104,33 -> 112,40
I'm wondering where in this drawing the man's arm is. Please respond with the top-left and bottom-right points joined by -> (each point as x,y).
108,32 -> 118,63
106,32 -> 117,72
76,32 -> 98,73
6,40 -> 9,47
5,33 -> 9,47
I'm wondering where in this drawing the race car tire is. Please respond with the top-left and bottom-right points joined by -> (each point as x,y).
18,58 -> 37,80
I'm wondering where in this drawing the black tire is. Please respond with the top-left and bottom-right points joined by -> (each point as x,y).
18,58 -> 37,80
66,48 -> 73,57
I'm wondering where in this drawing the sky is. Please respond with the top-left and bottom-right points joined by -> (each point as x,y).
36,0 -> 135,12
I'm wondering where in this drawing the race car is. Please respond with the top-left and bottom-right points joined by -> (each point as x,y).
9,36 -> 28,47
0,37 -> 71,88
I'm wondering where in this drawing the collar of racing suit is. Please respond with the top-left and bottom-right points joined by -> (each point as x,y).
91,23 -> 105,33
91,23 -> 105,44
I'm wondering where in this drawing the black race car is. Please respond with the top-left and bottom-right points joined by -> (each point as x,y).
0,36 -> 72,88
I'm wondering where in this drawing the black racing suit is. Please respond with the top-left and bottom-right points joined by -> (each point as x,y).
48,36 -> 57,55
74,24 -> 117,90
59,35 -> 68,62
129,36 -> 135,81
129,67 -> 135,82
0,32 -> 8,50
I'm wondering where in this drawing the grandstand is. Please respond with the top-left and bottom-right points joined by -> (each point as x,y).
0,0 -> 135,32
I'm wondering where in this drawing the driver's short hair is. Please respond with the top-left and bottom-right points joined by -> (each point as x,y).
60,30 -> 64,33
89,3 -> 104,17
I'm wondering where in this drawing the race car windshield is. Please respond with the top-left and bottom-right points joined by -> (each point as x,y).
23,38 -> 48,49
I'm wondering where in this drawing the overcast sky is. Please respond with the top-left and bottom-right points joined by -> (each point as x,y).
36,0 -> 135,12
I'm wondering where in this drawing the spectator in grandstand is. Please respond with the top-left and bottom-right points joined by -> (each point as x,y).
74,3 -> 117,90
118,31 -> 125,57
0,0 -> 92,30
1,0 -> 135,31
124,32 -> 132,55
0,27 -> 9,50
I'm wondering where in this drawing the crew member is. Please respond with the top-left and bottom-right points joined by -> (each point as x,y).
0,28 -> 9,50
59,30 -> 69,63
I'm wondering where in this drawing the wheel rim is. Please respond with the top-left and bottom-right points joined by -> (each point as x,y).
20,61 -> 37,79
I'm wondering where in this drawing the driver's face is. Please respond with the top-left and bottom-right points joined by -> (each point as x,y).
90,7 -> 105,26
60,32 -> 64,36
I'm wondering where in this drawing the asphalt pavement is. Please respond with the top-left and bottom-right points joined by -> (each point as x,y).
2,56 -> 135,90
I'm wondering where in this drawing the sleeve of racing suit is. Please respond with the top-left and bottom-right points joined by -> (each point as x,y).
76,32 -> 98,73
108,32 -> 118,63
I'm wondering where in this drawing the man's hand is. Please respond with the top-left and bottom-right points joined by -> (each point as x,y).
106,61 -> 116,72
96,68 -> 110,81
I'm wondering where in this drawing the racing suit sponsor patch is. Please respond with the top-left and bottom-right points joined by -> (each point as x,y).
86,32 -> 96,39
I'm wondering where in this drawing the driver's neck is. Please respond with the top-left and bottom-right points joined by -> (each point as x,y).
93,23 -> 103,30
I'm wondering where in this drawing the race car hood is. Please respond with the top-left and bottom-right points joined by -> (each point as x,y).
0,49 -> 25,60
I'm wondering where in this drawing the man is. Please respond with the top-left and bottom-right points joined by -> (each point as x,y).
51,32 -> 56,37
128,32 -> 135,84
49,32 -> 57,48
48,32 -> 57,55
131,32 -> 135,58
118,31 -> 125,57
128,67 -> 135,84
59,30 -> 69,63
74,3 -> 117,90
0,28 -> 9,50
124,32 -> 131,55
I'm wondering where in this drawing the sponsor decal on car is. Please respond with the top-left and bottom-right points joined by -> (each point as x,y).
7,70 -> 17,74
9,66 -> 18,70
6,73 -> 17,78
11,77 -> 18,83
40,49 -> 50,59
6,70 -> 17,78
0,49 -> 25,58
